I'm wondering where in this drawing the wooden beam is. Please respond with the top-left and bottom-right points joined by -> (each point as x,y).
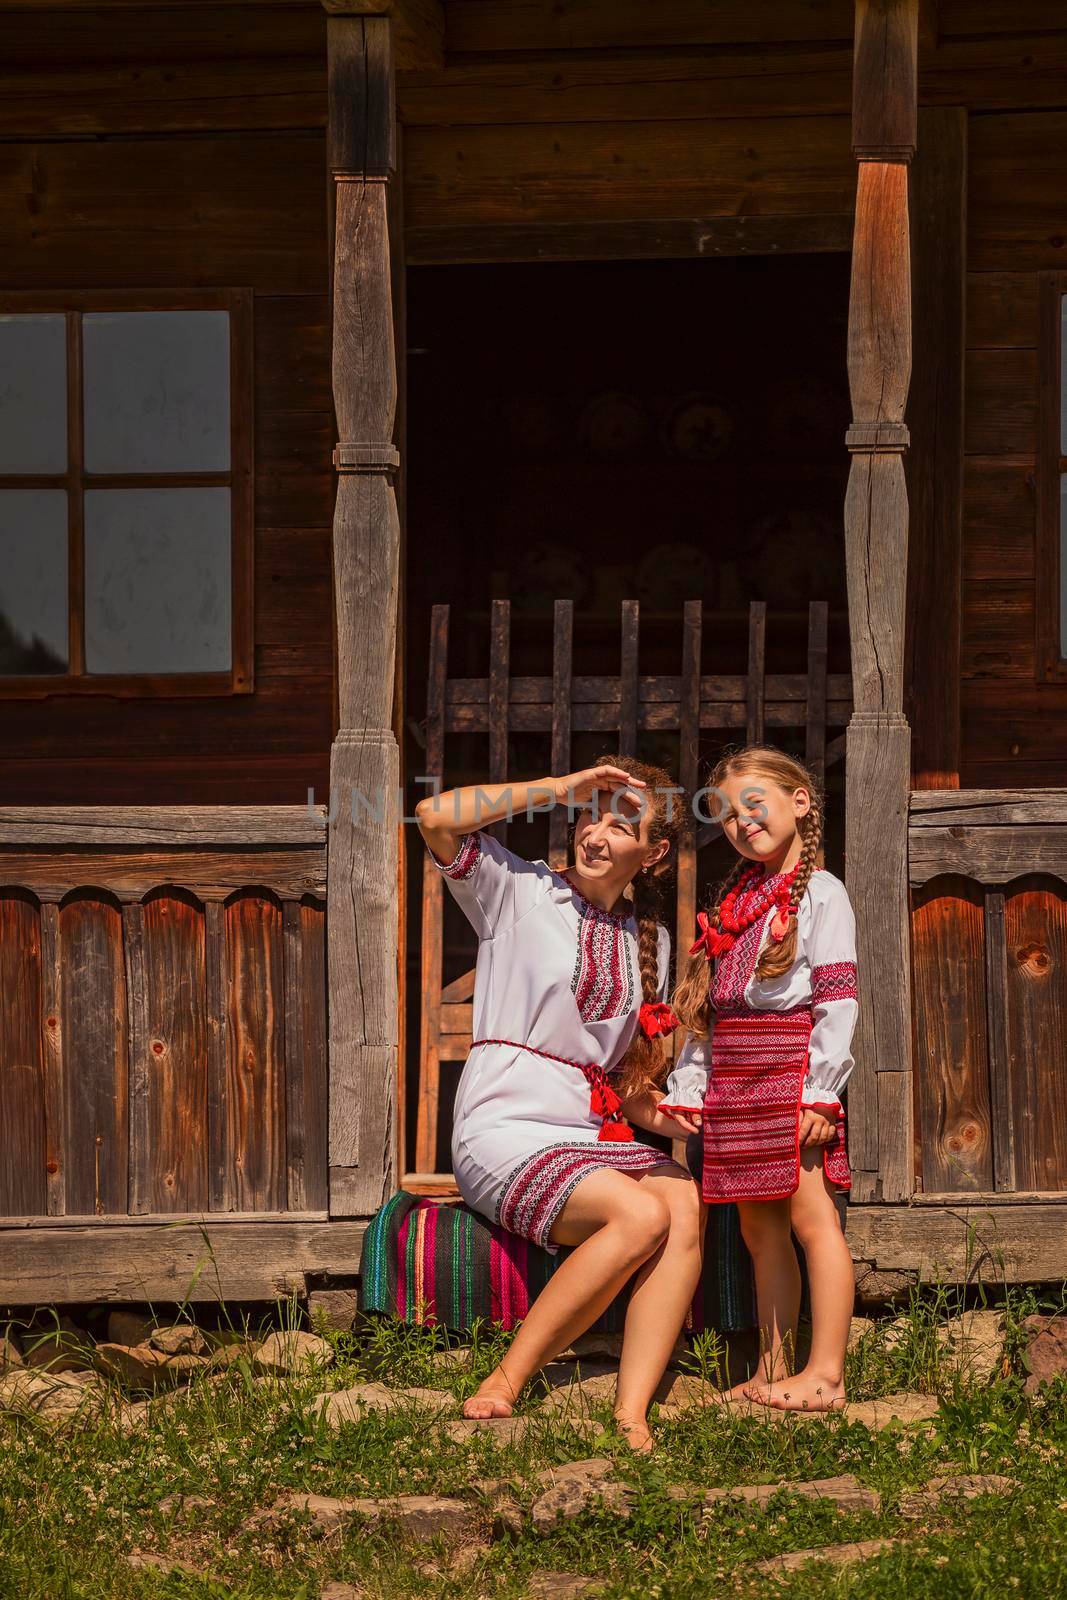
325,10 -> 401,1218
0,1217 -> 366,1304
905,105 -> 966,788
843,0 -> 919,1203
910,788 -> 1067,824
405,215 -> 855,267
846,1200 -> 1067,1282
0,806 -> 327,846
322,0 -> 443,71
908,825 -> 1067,885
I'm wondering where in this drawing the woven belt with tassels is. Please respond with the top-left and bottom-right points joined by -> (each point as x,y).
469,1037 -> 633,1141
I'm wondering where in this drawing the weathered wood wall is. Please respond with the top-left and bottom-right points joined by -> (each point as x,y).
0,807 -> 328,1221
0,6 -> 335,807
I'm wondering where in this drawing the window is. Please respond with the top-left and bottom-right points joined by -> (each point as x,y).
1038,273 -> 1067,681
0,290 -> 252,696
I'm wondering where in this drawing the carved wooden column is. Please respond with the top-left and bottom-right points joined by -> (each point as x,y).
844,0 -> 919,1204
325,7 -> 400,1216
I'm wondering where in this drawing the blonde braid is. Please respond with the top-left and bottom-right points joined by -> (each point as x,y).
756,794 -> 823,980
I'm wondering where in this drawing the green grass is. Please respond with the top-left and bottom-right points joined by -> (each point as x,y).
0,1286 -> 1065,1600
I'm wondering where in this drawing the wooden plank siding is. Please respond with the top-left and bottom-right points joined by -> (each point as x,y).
0,807 -> 327,1220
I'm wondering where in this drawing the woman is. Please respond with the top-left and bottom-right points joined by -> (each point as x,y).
416,756 -> 702,1450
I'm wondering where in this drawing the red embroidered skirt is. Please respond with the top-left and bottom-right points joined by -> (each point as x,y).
702,1006 -> 851,1203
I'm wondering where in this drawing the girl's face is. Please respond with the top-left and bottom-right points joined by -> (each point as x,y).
716,769 -> 810,869
573,791 -> 669,886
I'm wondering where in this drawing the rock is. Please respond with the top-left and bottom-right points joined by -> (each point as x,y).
936,1310 -> 1006,1385
128,1552 -> 207,1576
320,1584 -> 365,1600
253,1330 -> 334,1377
756,1538 -> 899,1574
149,1325 -> 207,1358
308,1289 -> 362,1335
444,1415 -> 601,1444
0,1330 -> 23,1371
847,1317 -> 877,1350
559,1333 -> 624,1361
535,1458 -> 614,1489
526,1573 -> 603,1598
489,1496 -> 525,1540
21,1315 -> 95,1374
853,1265 -> 916,1306
316,1382 -> 452,1428
702,1474 -> 880,1517
0,1370 -> 105,1423
207,1342 -> 254,1371
107,1310 -> 155,1348
660,1373 -> 721,1410
158,1493 -> 214,1518
899,1473 -> 1019,1519
256,1492 -> 477,1542
1022,1313 -> 1067,1394
94,1343 -> 208,1392
839,1393 -> 940,1428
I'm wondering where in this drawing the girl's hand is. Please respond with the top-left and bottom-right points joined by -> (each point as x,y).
552,764 -> 647,811
799,1109 -> 835,1147
664,1109 -> 703,1136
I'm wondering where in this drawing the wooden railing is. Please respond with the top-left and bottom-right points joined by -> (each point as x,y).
908,790 -> 1067,1198
411,597 -> 851,1186
0,806 -> 328,1221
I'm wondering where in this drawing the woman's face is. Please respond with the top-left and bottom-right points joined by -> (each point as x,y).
573,789 -> 668,885
715,770 -> 810,868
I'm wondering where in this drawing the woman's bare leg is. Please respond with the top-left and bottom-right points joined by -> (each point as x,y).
463,1169 -> 670,1418
735,1197 -> 800,1401
613,1169 -> 704,1450
746,1150 -> 852,1411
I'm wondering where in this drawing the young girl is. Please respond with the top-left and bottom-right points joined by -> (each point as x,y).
662,745 -> 858,1411
416,755 -> 701,1450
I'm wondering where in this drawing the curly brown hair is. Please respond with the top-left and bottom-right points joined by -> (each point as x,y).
672,745 -> 824,1040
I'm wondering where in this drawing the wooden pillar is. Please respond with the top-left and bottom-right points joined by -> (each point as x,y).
844,0 -> 919,1204
325,7 -> 401,1217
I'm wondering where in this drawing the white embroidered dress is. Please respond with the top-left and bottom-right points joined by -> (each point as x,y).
427,828 -> 682,1250
658,868 -> 858,1197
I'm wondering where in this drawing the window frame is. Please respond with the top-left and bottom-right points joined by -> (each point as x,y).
0,287 -> 253,698
1037,270 -> 1067,683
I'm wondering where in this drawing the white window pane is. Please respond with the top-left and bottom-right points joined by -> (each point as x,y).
85,488 -> 231,674
0,314 -> 67,473
83,311 -> 230,473
0,490 -> 68,674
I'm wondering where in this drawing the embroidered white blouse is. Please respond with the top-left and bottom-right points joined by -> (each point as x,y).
658,868 -> 859,1117
425,828 -> 673,1228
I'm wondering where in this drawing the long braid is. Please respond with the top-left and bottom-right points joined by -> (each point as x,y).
615,862 -> 671,1101
756,793 -> 823,980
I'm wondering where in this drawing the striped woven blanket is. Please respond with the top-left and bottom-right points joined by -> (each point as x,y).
360,1186 -> 756,1334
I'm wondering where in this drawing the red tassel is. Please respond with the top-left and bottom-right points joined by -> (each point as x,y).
598,1119 -> 634,1142
769,907 -> 791,943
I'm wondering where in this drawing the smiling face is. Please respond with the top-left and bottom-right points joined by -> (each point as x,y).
572,787 -> 670,888
715,768 -> 811,872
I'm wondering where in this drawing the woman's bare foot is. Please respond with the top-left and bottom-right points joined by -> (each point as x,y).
612,1412 -> 654,1453
742,1370 -> 846,1412
462,1369 -> 517,1420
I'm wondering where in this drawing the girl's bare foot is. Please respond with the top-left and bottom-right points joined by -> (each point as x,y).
612,1412 -> 654,1453
742,1370 -> 846,1412
462,1369 -> 517,1420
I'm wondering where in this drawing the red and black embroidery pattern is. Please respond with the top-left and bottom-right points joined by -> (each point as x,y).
571,909 -> 636,1023
435,832 -> 481,880
811,960 -> 858,1005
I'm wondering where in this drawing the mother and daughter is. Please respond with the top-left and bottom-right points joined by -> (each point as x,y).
415,743 -> 859,1451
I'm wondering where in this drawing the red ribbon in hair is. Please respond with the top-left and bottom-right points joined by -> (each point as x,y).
689,910 -> 730,962
637,999 -> 680,1039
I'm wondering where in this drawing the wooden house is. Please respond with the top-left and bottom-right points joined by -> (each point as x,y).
1,0 -> 1065,1307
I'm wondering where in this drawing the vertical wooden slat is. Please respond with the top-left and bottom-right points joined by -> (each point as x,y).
983,889 -> 1016,1194
301,899 -> 329,1211
843,0 -> 919,1202
487,597 -> 511,844
0,894 -> 47,1216
549,598 -> 573,869
39,901 -> 66,1216
746,600 -> 766,746
806,601 -> 828,785
416,604 -> 448,1176
228,894 -> 287,1211
676,600 -> 701,982
326,9 -> 401,1217
123,901 -> 151,1216
1004,879 -> 1067,1192
618,599 -> 639,760
205,898 -> 231,1211
61,897 -> 128,1215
